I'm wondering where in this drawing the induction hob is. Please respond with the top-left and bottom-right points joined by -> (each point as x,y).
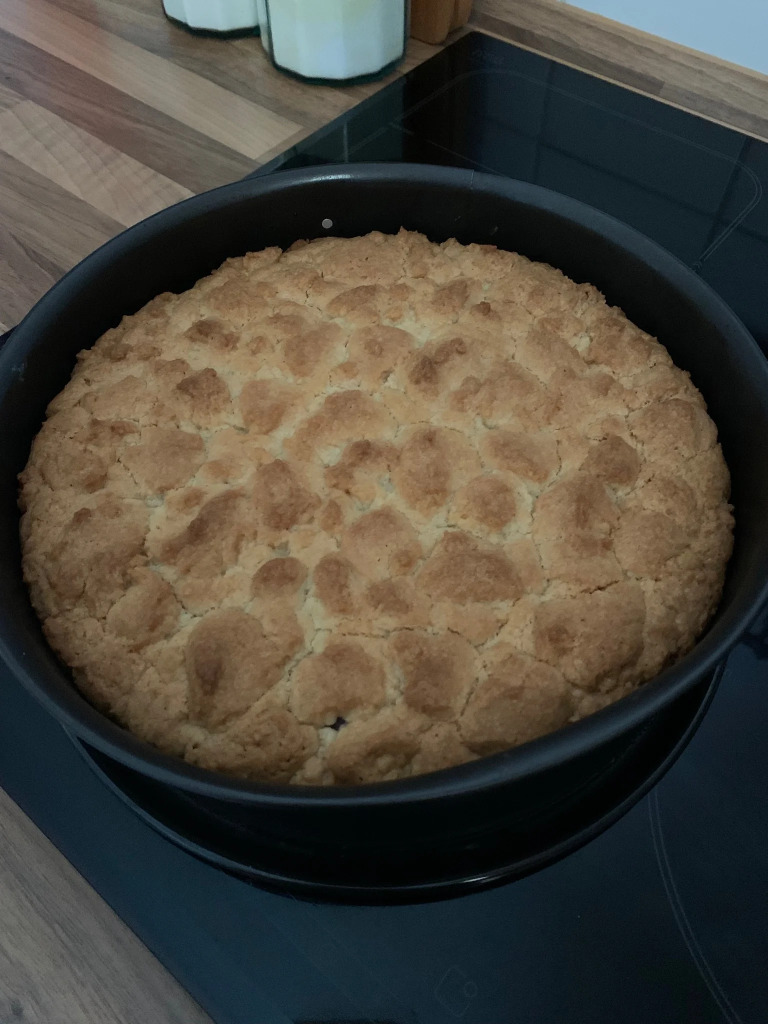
2,31 -> 768,1024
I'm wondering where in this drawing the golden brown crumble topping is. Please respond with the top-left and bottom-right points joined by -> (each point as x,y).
19,230 -> 733,785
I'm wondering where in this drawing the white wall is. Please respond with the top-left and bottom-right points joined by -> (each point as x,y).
563,0 -> 768,75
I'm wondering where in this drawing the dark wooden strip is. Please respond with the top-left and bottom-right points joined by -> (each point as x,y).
0,78 -> 20,111
0,149 -> 124,286
0,226 -> 61,327
0,27 -> 255,194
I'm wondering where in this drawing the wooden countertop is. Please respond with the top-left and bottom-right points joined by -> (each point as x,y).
0,2 -> 765,1021
0,0 -> 439,333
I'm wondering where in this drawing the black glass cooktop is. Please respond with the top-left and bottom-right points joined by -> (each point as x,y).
2,31 -> 768,1024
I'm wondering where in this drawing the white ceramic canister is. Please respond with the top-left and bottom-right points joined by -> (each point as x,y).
162,0 -> 260,33
263,0 -> 407,83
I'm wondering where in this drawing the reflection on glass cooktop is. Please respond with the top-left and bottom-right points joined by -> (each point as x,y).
259,32 -> 768,355
2,31 -> 768,1024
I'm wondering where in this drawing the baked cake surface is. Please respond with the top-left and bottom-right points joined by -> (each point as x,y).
19,230 -> 733,784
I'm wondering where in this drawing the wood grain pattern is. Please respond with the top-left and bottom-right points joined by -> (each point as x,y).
0,224 -> 61,329
0,0 -> 765,1019
0,148 -> 124,272
0,101 -> 193,227
472,0 -> 768,141
3,0 -> 302,159
0,79 -> 21,112
56,0 -> 413,127
0,27 -> 257,193
0,1 -> 439,326
0,786 -> 213,1024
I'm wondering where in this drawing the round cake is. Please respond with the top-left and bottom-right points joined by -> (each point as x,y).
19,229 -> 734,785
